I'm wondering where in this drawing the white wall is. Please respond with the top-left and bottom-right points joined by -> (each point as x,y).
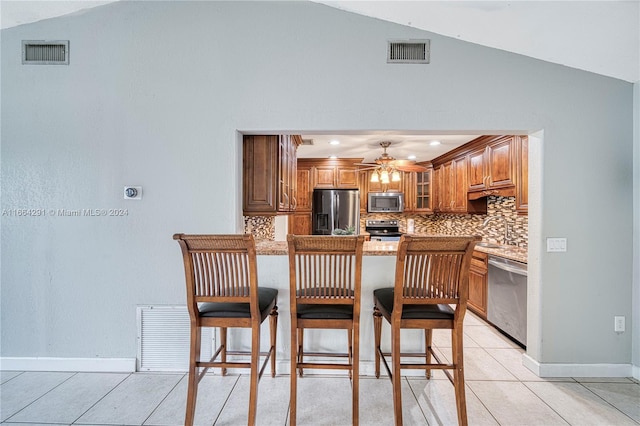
1,1 -> 635,373
633,81 -> 640,376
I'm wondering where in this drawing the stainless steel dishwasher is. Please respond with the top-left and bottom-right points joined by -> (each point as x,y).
487,256 -> 528,347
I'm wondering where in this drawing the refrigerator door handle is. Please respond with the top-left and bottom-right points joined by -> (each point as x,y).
334,193 -> 339,231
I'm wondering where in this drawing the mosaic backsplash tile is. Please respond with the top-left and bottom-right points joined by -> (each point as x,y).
245,196 -> 528,249
244,216 -> 275,241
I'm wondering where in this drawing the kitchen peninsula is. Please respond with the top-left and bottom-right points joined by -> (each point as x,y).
245,238 -> 527,375
255,239 -> 527,263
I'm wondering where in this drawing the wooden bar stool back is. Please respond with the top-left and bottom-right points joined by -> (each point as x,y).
287,234 -> 365,426
373,235 -> 479,426
173,234 -> 278,426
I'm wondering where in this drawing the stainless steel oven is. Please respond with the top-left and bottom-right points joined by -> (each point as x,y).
365,220 -> 403,241
487,256 -> 528,347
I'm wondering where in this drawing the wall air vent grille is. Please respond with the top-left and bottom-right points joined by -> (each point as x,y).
22,40 -> 69,65
301,139 -> 314,146
387,40 -> 430,64
137,306 -> 213,372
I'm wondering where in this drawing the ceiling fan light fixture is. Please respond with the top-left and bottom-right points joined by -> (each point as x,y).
380,170 -> 390,184
391,170 -> 401,182
370,172 -> 379,183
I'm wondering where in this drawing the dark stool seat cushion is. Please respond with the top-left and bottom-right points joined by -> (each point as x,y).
373,287 -> 454,320
296,304 -> 353,319
199,287 -> 278,319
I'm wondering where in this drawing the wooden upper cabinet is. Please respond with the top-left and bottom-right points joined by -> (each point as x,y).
296,166 -> 313,211
516,135 -> 529,215
404,165 -> 432,213
312,160 -> 360,188
467,136 -> 516,194
451,157 -> 468,212
243,134 -> 299,215
314,166 -> 336,188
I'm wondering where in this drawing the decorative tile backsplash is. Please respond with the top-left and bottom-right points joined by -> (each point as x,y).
362,196 -> 528,248
245,196 -> 528,248
244,216 -> 275,241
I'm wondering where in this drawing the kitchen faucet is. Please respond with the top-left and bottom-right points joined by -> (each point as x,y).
481,216 -> 511,245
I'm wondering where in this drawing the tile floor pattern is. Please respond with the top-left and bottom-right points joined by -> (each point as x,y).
2,313 -> 639,425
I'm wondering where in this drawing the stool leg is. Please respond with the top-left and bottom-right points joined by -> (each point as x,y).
352,323 -> 360,426
452,326 -> 468,426
270,306 -> 278,377
373,306 -> 382,379
247,323 -> 260,426
297,328 -> 304,377
220,327 -> 227,376
348,328 -> 353,380
391,323 -> 403,426
290,323 -> 298,426
425,329 -> 432,379
185,325 -> 201,426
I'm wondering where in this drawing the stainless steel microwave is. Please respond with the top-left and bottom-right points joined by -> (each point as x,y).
367,192 -> 404,213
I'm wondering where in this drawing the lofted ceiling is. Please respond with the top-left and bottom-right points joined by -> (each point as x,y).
2,1 -> 637,162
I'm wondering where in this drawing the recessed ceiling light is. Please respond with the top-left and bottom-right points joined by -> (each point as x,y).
329,140 -> 340,145
407,155 -> 417,160
430,140 -> 441,146
328,155 -> 337,159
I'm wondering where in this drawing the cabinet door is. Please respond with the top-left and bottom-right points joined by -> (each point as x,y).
314,167 -> 336,188
451,157 -> 467,212
468,251 -> 488,318
336,166 -> 359,188
243,135 -> 278,214
359,171 -> 369,213
403,172 -> 416,212
413,169 -> 432,212
487,136 -> 516,188
467,147 -> 487,191
516,136 -> 529,214
289,212 -> 312,235
278,136 -> 291,211
296,166 -> 312,211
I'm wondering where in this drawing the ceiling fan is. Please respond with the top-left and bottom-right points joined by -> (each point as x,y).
355,141 -> 427,184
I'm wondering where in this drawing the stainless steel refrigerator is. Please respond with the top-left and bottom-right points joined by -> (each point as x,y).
312,188 -> 360,235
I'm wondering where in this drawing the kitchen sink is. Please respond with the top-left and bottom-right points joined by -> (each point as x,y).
477,242 -> 501,248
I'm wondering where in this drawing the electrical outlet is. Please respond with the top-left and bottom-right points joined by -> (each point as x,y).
614,316 -> 625,333
546,238 -> 567,252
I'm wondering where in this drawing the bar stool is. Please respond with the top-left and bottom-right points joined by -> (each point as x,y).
373,235 -> 479,426
173,234 -> 278,426
287,234 -> 365,426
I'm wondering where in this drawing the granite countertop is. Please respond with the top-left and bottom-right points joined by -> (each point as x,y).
255,239 -> 527,263
473,244 -> 527,263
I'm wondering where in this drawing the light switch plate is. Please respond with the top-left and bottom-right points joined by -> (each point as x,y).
546,237 -> 567,252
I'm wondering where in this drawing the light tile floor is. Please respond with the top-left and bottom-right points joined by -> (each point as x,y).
2,312 -> 638,425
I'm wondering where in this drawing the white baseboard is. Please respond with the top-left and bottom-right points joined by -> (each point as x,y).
0,357 -> 136,373
523,354 -> 634,378
633,364 -> 640,381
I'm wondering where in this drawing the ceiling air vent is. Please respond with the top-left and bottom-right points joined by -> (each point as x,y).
387,40 -> 430,64
22,40 -> 69,65
301,139 -> 314,146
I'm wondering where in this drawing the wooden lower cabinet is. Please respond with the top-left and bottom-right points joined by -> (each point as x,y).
289,212 -> 312,235
468,250 -> 488,318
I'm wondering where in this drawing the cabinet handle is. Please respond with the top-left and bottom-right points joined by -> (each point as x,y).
292,195 -> 297,209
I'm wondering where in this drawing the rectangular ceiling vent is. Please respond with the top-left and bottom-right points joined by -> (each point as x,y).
22,40 -> 69,65
387,40 -> 430,64
301,139 -> 314,146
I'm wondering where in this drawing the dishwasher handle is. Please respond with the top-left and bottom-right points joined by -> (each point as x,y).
488,258 -> 528,277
